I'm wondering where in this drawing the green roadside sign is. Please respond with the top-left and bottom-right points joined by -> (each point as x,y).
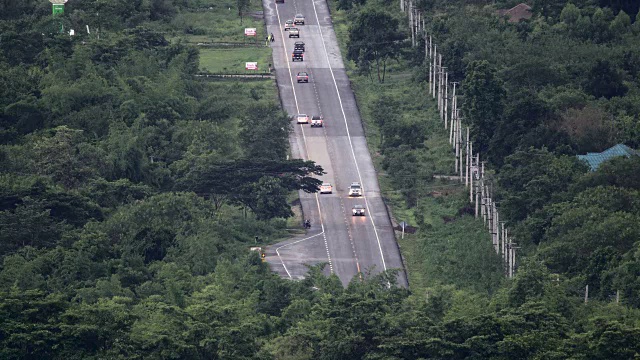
52,4 -> 64,15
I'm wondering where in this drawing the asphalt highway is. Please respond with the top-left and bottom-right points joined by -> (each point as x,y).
263,0 -> 408,288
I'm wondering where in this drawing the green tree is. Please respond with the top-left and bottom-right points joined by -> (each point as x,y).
498,147 -> 589,222
462,60 -> 506,154
584,60 -> 628,99
347,8 -> 404,82
237,0 -> 250,24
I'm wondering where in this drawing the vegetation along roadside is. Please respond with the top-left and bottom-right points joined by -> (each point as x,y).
0,0 -> 638,358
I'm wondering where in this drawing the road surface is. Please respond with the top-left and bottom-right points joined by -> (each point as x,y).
262,0 -> 408,288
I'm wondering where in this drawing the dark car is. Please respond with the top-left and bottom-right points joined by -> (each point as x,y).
292,49 -> 304,61
294,41 -> 305,52
297,72 -> 309,82
276,0 -> 284,4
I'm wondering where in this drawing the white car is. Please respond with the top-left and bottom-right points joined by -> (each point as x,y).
352,205 -> 365,216
296,114 -> 309,124
320,183 -> 332,194
348,182 -> 362,196
284,20 -> 294,30
294,14 -> 305,25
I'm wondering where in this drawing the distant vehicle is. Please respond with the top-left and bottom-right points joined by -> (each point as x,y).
284,20 -> 294,30
348,182 -> 362,196
288,28 -> 300,38
311,115 -> 323,127
294,41 -> 305,51
294,14 -> 305,25
297,71 -> 309,82
352,205 -> 365,216
320,183 -> 332,194
296,114 -> 310,124
292,49 -> 304,61
276,0 -> 284,3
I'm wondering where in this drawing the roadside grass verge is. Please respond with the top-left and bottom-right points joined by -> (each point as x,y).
328,1 -> 503,294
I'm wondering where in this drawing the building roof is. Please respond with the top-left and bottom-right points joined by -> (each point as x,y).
497,3 -> 533,23
577,144 -> 640,171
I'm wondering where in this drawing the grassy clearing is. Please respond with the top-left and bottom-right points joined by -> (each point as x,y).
328,1 -> 503,294
168,0 -> 267,43
199,47 -> 272,73
159,1 -> 273,73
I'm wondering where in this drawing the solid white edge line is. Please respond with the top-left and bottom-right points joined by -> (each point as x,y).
275,231 -> 324,279
311,0 -> 388,272
274,1 -> 333,275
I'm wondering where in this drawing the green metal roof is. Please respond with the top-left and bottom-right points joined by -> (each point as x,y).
577,144 -> 640,171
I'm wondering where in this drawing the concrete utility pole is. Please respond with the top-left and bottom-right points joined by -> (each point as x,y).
444,72 -> 449,127
505,228 -> 509,262
432,45 -> 437,98
475,160 -> 480,217
410,2 -> 415,47
494,205 -> 500,254
428,64 -> 432,95
469,141 -> 474,202
400,0 -> 404,12
585,285 -> 589,303
449,82 -> 457,134
458,117 -> 463,181
500,223 -> 505,262
465,128 -> 470,187
454,114 -> 460,173
438,56 -> 443,117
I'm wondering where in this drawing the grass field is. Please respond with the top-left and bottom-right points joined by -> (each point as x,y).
168,0 -> 267,43
199,47 -> 272,73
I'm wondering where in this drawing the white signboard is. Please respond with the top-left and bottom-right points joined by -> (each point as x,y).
245,62 -> 258,70
244,28 -> 257,36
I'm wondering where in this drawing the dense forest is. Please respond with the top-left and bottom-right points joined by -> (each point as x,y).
0,0 -> 639,358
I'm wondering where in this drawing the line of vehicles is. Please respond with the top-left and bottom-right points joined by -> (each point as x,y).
278,8 -> 367,218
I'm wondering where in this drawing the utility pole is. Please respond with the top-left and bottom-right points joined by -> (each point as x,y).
458,117 -> 463,181
465,128 -> 470,187
494,205 -> 500,254
502,226 -> 507,262
475,154 -> 480,215
438,56 -> 443,117
449,82 -> 458,135
410,2 -> 415,47
500,222 -> 505,262
469,141 -> 474,202
432,45 -> 437,98
584,285 -> 589,303
444,72 -> 449,126
454,113 -> 460,173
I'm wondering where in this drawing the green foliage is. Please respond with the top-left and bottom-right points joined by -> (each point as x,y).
462,60 -> 506,154
347,7 -> 405,82
498,147 -> 589,222
176,158 -> 324,219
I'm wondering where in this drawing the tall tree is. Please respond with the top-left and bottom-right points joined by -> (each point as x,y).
237,0 -> 250,24
347,8 -> 404,82
462,60 -> 506,154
